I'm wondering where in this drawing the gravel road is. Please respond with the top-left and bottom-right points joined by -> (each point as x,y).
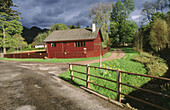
0,61 -> 127,110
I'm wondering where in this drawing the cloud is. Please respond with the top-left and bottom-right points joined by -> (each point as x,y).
13,0 -> 157,29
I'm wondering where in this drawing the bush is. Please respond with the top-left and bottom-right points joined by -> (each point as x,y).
7,48 -> 16,53
133,52 -> 168,76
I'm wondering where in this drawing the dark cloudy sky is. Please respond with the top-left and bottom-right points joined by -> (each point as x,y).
13,0 -> 157,29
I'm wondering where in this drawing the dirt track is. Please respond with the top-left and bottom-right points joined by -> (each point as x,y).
0,61 -> 126,110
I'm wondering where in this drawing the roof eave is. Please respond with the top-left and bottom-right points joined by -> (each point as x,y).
43,39 -> 95,43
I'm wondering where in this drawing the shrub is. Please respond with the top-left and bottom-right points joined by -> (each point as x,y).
133,52 -> 168,76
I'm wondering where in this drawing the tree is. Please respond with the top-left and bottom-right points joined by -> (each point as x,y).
142,0 -> 170,22
0,0 -> 22,54
123,0 -> 135,16
0,0 -> 20,20
32,31 -> 51,46
12,34 -> 28,51
68,25 -> 76,29
150,18 -> 168,51
0,12 -> 23,53
89,3 -> 112,46
166,12 -> 170,47
110,0 -> 137,45
33,23 -> 69,46
76,22 -> 80,28
50,23 -> 68,32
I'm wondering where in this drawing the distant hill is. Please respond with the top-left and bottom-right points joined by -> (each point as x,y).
22,26 -> 48,44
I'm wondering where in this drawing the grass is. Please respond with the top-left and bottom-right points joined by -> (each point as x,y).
60,47 -> 170,109
59,47 -> 150,99
0,51 -> 112,63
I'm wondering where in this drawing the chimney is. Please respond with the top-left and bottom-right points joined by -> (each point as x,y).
92,23 -> 96,32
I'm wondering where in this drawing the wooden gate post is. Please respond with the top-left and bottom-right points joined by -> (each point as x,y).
116,70 -> 121,102
86,64 -> 90,88
69,64 -> 74,80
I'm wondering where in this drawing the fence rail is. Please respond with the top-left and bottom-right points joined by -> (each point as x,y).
69,63 -> 170,110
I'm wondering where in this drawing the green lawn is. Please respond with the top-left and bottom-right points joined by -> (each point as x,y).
59,47 -> 150,99
60,47 -> 170,109
0,51 -> 112,63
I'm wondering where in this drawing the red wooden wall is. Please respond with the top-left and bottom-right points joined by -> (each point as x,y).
4,48 -> 110,59
46,31 -> 104,58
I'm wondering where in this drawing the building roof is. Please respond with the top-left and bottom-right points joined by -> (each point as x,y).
44,28 -> 102,42
35,42 -> 46,45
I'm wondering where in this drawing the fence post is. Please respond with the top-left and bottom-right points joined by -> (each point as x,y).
86,64 -> 90,88
0,53 -> 4,58
69,64 -> 74,80
116,70 -> 121,102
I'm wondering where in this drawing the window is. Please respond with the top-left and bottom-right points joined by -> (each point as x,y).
54,43 -> 56,47
51,43 -> 56,47
75,41 -> 86,47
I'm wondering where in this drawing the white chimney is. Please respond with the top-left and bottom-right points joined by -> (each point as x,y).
92,23 -> 96,32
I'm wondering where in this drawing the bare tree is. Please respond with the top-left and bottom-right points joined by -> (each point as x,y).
89,3 -> 112,46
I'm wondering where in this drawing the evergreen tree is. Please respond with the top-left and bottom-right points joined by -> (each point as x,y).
0,12 -> 23,53
0,0 -> 22,54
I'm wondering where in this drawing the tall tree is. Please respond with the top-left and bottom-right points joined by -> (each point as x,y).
142,0 -> 170,22
110,0 -> 137,45
0,12 -> 23,53
0,0 -> 20,19
0,0 -> 22,54
89,3 -> 112,47
134,29 -> 144,51
123,0 -> 135,16
150,18 -> 168,51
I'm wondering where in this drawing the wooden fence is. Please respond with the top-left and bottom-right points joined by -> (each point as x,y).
4,52 -> 48,59
69,63 -> 170,110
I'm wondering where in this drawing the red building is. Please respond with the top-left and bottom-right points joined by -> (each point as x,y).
44,24 -> 109,58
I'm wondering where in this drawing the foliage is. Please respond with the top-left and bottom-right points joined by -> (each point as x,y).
149,18 -> 168,52
0,0 -> 22,54
110,0 -> 137,45
68,25 -> 76,29
49,23 -> 68,32
0,0 -> 20,20
76,22 -> 80,28
133,29 -> 144,51
22,26 -> 44,44
12,34 -> 28,50
32,31 -> 51,46
32,23 -> 69,45
0,13 -> 23,51
135,11 -> 169,52
133,52 -> 168,76
33,23 -> 69,45
142,0 -> 169,22
89,3 -> 112,46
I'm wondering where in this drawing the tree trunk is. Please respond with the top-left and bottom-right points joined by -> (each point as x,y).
104,20 -> 110,46
3,27 -> 6,54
